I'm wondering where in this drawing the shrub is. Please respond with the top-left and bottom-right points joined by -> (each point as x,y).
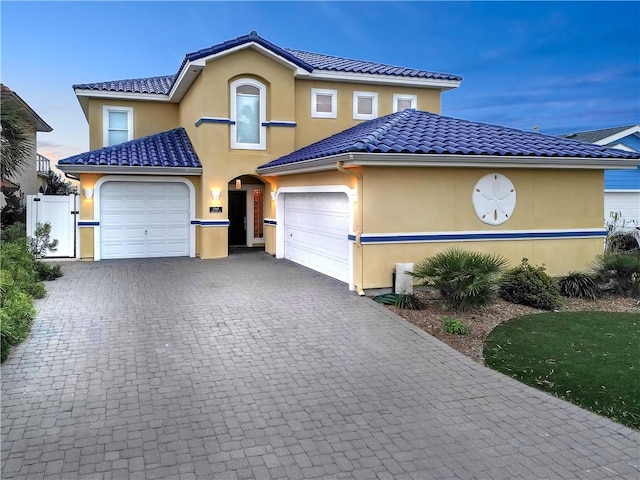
0,238 -> 46,360
499,258 -> 562,310
35,261 -> 63,281
591,252 -> 640,298
410,248 -> 508,311
0,191 -> 26,228
558,272 -> 600,300
0,241 -> 41,294
373,293 -> 398,305
443,318 -> 469,336
0,222 -> 26,242
0,290 -> 35,361
394,293 -> 422,310
27,222 -> 58,260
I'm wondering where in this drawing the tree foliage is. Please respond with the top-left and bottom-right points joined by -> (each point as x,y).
1,96 -> 32,180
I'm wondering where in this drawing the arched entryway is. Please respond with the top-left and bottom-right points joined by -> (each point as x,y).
228,175 -> 266,248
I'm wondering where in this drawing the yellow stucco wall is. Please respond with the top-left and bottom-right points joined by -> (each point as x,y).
358,167 -> 605,288
87,99 -> 179,150
293,81 -> 442,150
362,167 -> 603,232
361,238 -> 603,289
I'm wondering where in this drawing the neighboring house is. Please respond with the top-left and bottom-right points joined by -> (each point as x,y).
0,84 -> 53,205
58,32 -> 640,291
561,125 -> 640,229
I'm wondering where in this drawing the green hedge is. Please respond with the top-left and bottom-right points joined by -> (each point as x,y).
0,236 -> 44,361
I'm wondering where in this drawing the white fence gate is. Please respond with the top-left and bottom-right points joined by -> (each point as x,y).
26,194 -> 78,258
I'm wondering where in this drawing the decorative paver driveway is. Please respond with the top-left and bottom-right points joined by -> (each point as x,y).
2,254 -> 639,480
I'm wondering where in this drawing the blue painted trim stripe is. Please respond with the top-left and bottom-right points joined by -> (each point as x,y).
78,221 -> 99,227
191,220 -> 230,227
261,121 -> 297,128
352,230 -> 607,244
263,219 -> 277,226
195,117 -> 235,127
348,234 -> 356,241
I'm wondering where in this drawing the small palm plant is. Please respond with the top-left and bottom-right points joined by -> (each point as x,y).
591,252 -> 640,298
410,248 -> 508,311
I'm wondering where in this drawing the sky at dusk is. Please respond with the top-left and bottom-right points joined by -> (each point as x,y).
1,1 -> 639,162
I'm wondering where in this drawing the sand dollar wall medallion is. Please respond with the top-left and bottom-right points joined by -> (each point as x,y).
472,173 -> 516,225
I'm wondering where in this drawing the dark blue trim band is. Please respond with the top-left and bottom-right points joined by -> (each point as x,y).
261,121 -> 297,128
263,219 -> 277,226
78,221 -> 99,227
355,230 -> 608,243
191,220 -> 230,226
195,118 -> 235,127
348,234 -> 356,241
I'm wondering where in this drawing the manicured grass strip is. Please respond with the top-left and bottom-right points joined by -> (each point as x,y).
484,312 -> 640,430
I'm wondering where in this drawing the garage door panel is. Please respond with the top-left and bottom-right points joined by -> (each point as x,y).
283,192 -> 350,283
100,182 -> 190,259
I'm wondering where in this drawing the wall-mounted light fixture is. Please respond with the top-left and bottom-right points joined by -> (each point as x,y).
211,189 -> 221,201
271,191 -> 276,201
83,188 -> 94,199
235,179 -> 242,190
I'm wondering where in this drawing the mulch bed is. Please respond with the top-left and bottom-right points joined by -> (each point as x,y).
386,289 -> 640,364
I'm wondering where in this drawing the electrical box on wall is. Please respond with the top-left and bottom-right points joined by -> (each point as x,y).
210,206 -> 223,213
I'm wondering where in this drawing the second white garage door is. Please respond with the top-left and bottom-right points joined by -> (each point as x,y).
283,192 -> 350,283
100,182 -> 190,259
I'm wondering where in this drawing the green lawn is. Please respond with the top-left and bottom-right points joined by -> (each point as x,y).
484,312 -> 640,430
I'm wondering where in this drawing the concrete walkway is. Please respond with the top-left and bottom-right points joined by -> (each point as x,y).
2,253 -> 638,479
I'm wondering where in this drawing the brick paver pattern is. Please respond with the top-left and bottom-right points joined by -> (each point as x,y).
2,253 -> 639,479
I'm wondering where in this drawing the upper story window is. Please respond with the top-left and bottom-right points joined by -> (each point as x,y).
230,78 -> 266,150
311,88 -> 337,119
393,94 -> 417,113
353,91 -> 378,120
103,106 -> 133,147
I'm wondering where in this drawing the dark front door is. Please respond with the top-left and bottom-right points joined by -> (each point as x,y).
228,191 -> 247,246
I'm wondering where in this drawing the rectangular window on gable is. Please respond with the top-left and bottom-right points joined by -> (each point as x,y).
311,88 -> 337,118
393,94 -> 417,113
353,91 -> 378,120
103,106 -> 133,147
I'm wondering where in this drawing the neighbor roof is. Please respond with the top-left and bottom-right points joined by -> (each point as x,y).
560,125 -> 638,144
1,84 -> 53,132
57,128 -> 201,174
73,31 -> 462,96
257,110 -> 640,172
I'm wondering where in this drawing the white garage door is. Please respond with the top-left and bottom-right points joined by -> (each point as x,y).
283,192 -> 350,283
100,182 -> 190,259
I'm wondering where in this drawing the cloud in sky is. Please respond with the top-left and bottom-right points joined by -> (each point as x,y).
1,1 -> 637,160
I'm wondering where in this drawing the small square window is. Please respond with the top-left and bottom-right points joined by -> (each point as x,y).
353,91 -> 378,120
311,89 -> 337,118
393,94 -> 417,113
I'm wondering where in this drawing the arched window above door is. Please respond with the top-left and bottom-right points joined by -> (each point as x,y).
230,78 -> 266,150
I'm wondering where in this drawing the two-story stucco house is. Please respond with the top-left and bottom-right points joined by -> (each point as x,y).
58,32 -> 640,292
